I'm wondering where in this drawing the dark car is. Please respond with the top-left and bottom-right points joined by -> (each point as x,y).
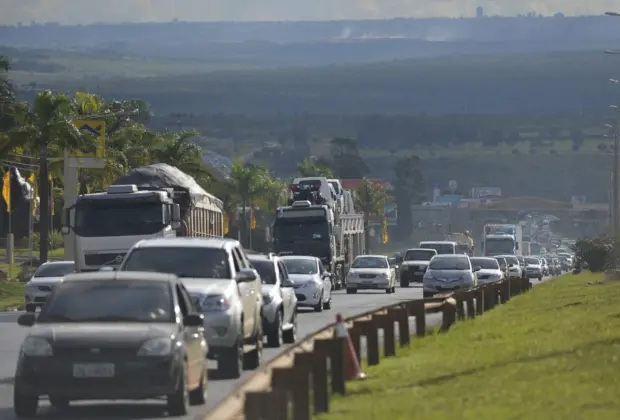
13,271 -> 208,418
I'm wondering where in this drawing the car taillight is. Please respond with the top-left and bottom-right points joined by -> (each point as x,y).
290,184 -> 299,191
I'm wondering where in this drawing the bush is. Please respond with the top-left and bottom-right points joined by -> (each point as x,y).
32,230 -> 64,251
573,238 -> 614,272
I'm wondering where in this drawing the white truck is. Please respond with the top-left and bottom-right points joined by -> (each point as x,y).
62,163 -> 223,272
482,223 -> 523,257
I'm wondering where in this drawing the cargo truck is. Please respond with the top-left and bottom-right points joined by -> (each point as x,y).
482,223 -> 522,256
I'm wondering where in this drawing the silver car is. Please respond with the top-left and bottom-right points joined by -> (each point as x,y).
248,254 -> 298,348
346,255 -> 396,294
280,256 -> 332,312
423,254 -> 477,298
24,261 -> 75,312
469,257 -> 504,284
525,257 -> 543,280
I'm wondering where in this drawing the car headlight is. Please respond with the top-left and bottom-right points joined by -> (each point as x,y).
21,337 -> 53,357
137,337 -> 174,356
192,294 -> 231,312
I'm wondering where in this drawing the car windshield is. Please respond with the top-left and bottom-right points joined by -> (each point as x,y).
404,250 -> 435,261
352,257 -> 388,269
250,260 -> 277,285
37,280 -> 173,323
525,258 -> 540,265
282,258 -> 318,275
121,247 -> 231,279
74,200 -> 164,237
500,255 -> 519,265
34,263 -> 75,278
470,258 -> 499,269
494,258 -> 507,267
429,257 -> 470,270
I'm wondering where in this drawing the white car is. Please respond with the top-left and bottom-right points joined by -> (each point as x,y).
469,257 -> 504,284
524,256 -> 543,280
24,261 -> 75,312
346,255 -> 396,294
495,254 -> 523,280
280,256 -> 332,312
247,253 -> 298,348
399,248 -> 437,287
423,254 -> 477,298
119,237 -> 263,379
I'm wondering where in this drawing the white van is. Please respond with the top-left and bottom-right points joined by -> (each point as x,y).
419,241 -> 457,255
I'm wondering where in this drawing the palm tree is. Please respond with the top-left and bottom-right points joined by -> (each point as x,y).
8,90 -> 95,261
355,178 -> 389,252
151,129 -> 214,185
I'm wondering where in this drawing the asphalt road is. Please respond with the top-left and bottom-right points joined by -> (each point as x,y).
0,284 -> 433,420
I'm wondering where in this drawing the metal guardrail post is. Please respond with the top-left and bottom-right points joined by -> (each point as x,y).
440,300 -> 456,332
375,312 -> 396,357
359,319 -> 380,366
475,287 -> 484,315
329,337 -> 346,395
244,391 -> 266,420
465,290 -> 476,318
500,279 -> 510,303
455,293 -> 466,320
412,300 -> 426,338
312,340 -> 331,414
391,307 -> 410,347
292,354 -> 312,420
348,323 -> 362,362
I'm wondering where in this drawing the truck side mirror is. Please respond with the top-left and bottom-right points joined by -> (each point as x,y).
171,204 -> 181,229
61,208 -> 71,235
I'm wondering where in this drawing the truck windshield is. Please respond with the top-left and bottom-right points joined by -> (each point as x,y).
420,243 -> 454,254
275,221 -> 328,243
485,238 -> 515,255
121,247 -> 231,279
74,200 -> 164,237
404,250 -> 435,261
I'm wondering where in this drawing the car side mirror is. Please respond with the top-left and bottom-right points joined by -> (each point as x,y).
322,272 -> 331,279
236,268 -> 258,283
184,313 -> 204,327
18,313 -> 36,327
281,280 -> 294,288
473,266 -> 481,272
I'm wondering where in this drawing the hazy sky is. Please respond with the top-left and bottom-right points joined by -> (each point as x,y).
0,0 -> 614,25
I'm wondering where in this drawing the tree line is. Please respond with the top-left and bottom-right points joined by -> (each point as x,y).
1,55 -> 426,259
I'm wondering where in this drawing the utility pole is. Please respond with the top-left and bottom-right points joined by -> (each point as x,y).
615,108 -> 620,240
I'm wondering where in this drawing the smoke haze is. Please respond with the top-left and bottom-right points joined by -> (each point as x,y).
0,0 -> 615,25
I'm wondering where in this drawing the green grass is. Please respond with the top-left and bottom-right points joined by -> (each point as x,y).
316,272 -> 620,420
0,281 -> 24,311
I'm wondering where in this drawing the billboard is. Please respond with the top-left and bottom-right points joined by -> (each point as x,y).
472,187 -> 502,199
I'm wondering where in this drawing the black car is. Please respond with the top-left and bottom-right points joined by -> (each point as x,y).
13,271 -> 208,418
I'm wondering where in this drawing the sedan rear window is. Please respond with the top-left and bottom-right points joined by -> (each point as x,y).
352,257 -> 388,269
34,263 -> 75,278
122,247 -> 231,279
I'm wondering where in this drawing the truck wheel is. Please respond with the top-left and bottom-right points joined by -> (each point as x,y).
243,324 -> 263,370
400,278 -> 409,288
25,304 -> 36,313
266,310 -> 283,348
218,339 -> 243,379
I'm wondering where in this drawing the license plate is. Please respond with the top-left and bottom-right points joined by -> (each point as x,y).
364,280 -> 374,284
73,363 -> 115,378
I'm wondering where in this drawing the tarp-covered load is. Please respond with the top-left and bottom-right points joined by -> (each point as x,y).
112,163 -> 222,219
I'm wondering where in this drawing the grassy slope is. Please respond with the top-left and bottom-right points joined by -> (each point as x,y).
317,272 -> 620,420
0,280 -> 23,311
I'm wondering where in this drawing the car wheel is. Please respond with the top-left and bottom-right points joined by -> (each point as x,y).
282,312 -> 297,344
323,297 -> 332,310
314,293 -> 324,312
167,365 -> 189,416
391,285 -> 396,293
385,287 -> 391,294
25,304 -> 36,313
538,276 -> 542,281
13,383 -> 38,418
49,396 -> 70,409
188,368 -> 207,406
400,278 -> 409,288
346,288 -> 357,294
243,323 -> 262,370
218,338 -> 243,379
266,310 -> 283,348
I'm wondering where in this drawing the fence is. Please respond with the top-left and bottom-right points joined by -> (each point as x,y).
204,276 -> 532,420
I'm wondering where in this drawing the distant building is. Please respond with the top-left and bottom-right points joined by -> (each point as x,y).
476,6 -> 484,18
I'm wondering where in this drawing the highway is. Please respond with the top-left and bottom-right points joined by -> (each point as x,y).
0,284 -> 435,420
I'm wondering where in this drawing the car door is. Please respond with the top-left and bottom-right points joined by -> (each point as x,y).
318,260 -> 331,302
386,257 -> 395,286
277,260 -> 294,323
175,283 -> 201,387
238,246 -> 262,331
231,248 -> 252,337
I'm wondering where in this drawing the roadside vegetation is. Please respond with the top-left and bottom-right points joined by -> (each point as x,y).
316,272 -> 620,420
0,278 -> 23,311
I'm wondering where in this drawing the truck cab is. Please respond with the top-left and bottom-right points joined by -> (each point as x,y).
62,185 -> 182,271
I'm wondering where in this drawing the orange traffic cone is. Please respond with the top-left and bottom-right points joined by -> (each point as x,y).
335,313 -> 367,381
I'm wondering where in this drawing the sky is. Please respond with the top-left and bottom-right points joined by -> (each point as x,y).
0,0 -> 616,25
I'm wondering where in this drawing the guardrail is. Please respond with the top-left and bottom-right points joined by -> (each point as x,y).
203,276 -> 532,420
